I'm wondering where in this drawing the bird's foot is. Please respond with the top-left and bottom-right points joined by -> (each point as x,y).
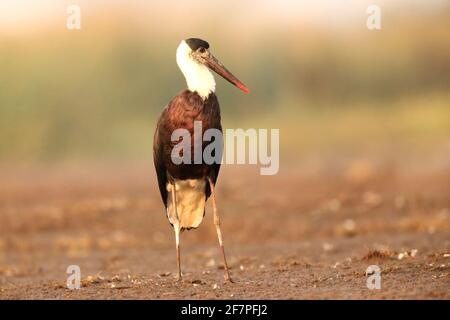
223,274 -> 234,284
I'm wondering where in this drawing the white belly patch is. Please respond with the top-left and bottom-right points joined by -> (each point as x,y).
166,179 -> 206,230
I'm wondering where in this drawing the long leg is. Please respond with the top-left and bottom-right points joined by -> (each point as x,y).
171,183 -> 182,280
208,177 -> 233,283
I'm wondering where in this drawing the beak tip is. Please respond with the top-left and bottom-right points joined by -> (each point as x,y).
239,85 -> 250,94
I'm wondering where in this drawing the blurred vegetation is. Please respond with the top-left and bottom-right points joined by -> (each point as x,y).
0,6 -> 449,164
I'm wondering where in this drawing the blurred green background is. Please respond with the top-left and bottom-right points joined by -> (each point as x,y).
0,0 -> 449,168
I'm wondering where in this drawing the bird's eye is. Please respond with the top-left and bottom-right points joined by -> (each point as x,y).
198,47 -> 206,53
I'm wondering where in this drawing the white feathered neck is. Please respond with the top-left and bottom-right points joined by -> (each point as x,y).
176,40 -> 215,99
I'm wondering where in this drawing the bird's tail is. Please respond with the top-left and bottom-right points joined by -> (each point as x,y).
166,179 -> 206,230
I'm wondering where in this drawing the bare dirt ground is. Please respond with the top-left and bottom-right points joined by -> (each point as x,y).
0,163 -> 449,299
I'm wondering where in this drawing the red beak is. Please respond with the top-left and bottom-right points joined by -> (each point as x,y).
204,53 -> 249,94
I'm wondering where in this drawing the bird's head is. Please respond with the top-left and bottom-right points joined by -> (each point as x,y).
176,38 -> 249,98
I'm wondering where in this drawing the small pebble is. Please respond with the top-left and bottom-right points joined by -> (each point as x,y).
323,243 -> 334,252
206,258 -> 216,267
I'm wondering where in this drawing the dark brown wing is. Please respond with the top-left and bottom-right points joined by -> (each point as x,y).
205,133 -> 222,200
153,115 -> 169,208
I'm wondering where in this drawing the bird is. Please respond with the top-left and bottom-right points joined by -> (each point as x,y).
153,38 -> 249,282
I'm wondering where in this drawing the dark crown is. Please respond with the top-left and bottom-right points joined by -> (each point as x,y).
185,38 -> 210,51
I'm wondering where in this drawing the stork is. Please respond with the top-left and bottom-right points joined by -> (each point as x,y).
153,38 -> 249,282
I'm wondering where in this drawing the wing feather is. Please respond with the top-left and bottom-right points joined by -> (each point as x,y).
153,113 -> 169,208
